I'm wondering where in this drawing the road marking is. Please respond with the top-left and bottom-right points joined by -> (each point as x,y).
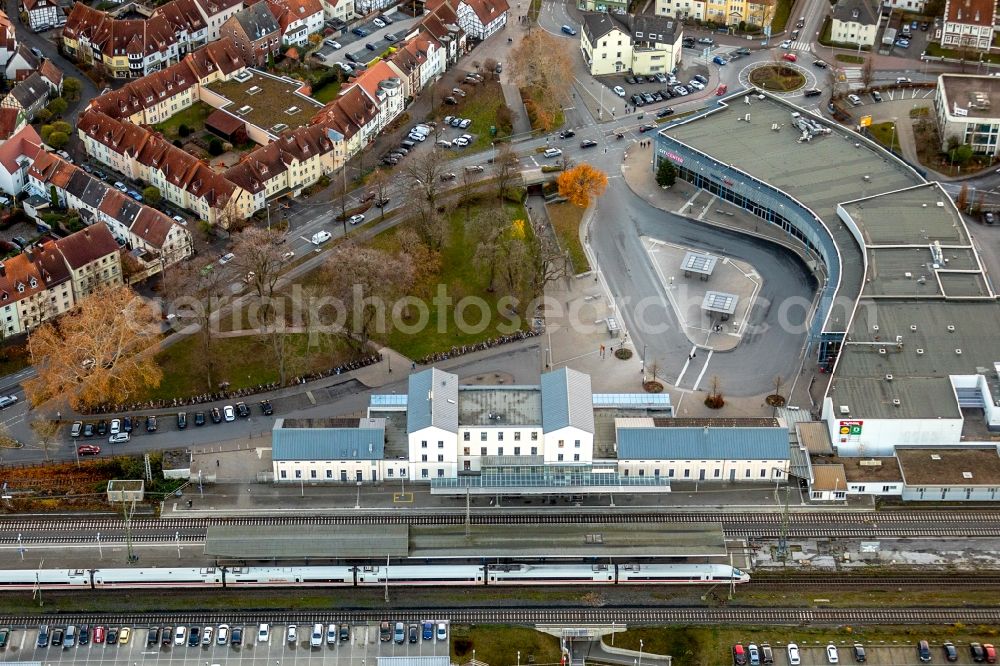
691,349 -> 714,392
674,358 -> 691,387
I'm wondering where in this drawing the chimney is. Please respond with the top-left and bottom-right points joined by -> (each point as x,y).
25,249 -> 33,263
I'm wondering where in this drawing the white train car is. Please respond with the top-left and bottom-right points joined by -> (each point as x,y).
0,568 -> 88,590
226,566 -> 354,587
616,563 -> 750,585
92,567 -> 224,588
488,564 -> 616,586
355,565 -> 485,586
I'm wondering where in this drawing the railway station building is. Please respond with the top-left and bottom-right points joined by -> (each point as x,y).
654,92 -> 1000,460
271,367 -> 795,492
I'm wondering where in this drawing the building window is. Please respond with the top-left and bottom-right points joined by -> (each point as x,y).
481,447 -> 487,455
421,440 -> 427,448
387,469 -> 394,477
575,440 -> 581,447
463,432 -> 470,441
558,454 -> 564,461
498,432 -> 504,441
481,431 -> 487,441
558,440 -> 565,448
438,440 -> 444,448
683,469 -> 690,478
668,469 -> 675,478
326,470 -> 332,478
654,469 -> 660,477
280,470 -> 287,479
531,432 -> 538,441
760,469 -> 766,478
531,447 -> 538,455
745,469 -> 751,478
310,470 -> 317,479
574,454 -> 580,461
421,454 -> 427,462
295,470 -> 301,478
714,469 -> 721,478
437,454 -> 444,462
514,447 -> 520,455
638,469 -> 644,477
421,469 -> 429,478
514,431 -> 521,441
464,447 -> 471,455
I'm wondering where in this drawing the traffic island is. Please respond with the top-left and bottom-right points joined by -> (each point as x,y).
748,64 -> 805,92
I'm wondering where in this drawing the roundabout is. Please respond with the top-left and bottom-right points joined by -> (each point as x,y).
738,58 -> 818,98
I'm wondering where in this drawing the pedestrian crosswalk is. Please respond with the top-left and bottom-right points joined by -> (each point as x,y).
843,67 -> 862,87
786,39 -> 811,51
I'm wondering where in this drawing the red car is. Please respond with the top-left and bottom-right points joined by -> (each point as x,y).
782,53 -> 797,62
716,84 -> 728,96
93,626 -> 105,644
732,644 -> 747,665
77,444 -> 101,456
985,644 -> 997,663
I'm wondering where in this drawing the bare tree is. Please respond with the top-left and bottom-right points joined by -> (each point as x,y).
163,261 -> 228,392
483,57 -> 499,80
529,228 -> 569,302
861,56 -> 875,89
30,420 -> 60,462
233,227 -> 286,307
322,243 -> 415,351
369,168 -> 392,222
471,207 -> 511,290
333,171 -> 351,236
509,31 -> 574,131
492,142 -> 519,201
460,167 -> 478,222
404,146 -> 449,209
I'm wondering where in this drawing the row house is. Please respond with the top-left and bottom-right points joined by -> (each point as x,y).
224,124 -> 336,212
320,0 -> 352,25
5,44 -> 38,80
1,72 -> 52,121
220,2 -> 281,66
313,82 -> 379,163
266,0 -> 324,46
151,0 -> 211,53
454,0 -> 508,41
351,61 -> 405,136
28,151 -> 193,271
0,124 -> 43,196
21,0 -> 62,32
656,0 -> 773,29
88,37 -> 246,125
940,0 -> 995,52
77,109 -> 250,227
61,4 -> 180,78
0,10 -> 16,65
0,223 -> 122,336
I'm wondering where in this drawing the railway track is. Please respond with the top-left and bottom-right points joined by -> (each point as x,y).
4,511 -> 1000,542
0,606 -> 998,627
749,574 -> 1000,588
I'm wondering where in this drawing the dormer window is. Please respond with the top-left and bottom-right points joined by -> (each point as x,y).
16,283 -> 24,293
28,278 -> 37,288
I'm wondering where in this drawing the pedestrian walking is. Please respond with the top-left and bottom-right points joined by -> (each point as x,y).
216,459 -> 220,467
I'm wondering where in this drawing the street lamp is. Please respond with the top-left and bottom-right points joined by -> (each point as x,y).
639,640 -> 644,666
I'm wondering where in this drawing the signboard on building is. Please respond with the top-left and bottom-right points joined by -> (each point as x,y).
839,420 -> 863,436
859,115 -> 872,127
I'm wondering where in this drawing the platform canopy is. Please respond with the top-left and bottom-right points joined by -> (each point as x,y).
702,290 -> 738,315
204,525 -> 409,559
682,251 -> 718,277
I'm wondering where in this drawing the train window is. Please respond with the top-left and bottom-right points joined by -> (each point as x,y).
668,469 -> 675,477
745,469 -> 751,478
311,470 -> 317,478
683,469 -> 690,478
638,469 -> 644,477
760,469 -> 766,478
714,469 -> 720,477
326,470 -> 332,478
654,469 -> 660,476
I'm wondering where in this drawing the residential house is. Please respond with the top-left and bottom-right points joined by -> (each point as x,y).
454,0 -> 508,40
39,60 -> 64,96
5,44 -> 39,81
319,0 -> 353,24
1,72 -> 52,121
151,0 -> 211,53
0,10 -> 16,65
220,2 -> 281,66
21,0 -> 62,32
192,0 -> 244,42
313,82 -> 379,163
224,124 -> 335,211
421,0 -> 466,66
0,124 -> 42,195
61,3 -> 181,78
53,223 -> 123,299
940,0 -> 995,52
580,11 -> 681,76
350,61 -> 405,136
0,107 -> 27,141
934,73 -> 1000,157
0,246 -> 70,334
830,0 -> 880,47
656,0 -> 773,29
266,0 -> 324,46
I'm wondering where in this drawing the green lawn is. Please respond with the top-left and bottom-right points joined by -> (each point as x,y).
615,624 -> 1000,666
868,121 -> 901,152
436,82 -> 513,152
452,626 -> 561,666
546,201 -> 589,274
313,80 -> 342,103
152,102 -> 213,140
835,53 -> 865,64
771,0 -> 792,33
139,330 -> 351,401
368,199 -> 531,360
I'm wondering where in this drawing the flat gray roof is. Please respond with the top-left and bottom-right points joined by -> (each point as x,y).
408,522 -> 726,558
831,300 -> 1000,418
206,69 -> 323,134
458,386 -> 542,427
666,95 -> 919,329
682,251 -> 717,275
204,525 -> 410,559
939,74 -> 1000,120
842,183 -> 971,246
897,447 -> 1000,486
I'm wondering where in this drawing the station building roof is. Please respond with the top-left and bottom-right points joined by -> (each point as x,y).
616,426 -> 790,461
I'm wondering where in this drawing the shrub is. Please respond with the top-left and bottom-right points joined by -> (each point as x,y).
208,138 -> 224,156
178,124 -> 191,137
48,131 -> 69,149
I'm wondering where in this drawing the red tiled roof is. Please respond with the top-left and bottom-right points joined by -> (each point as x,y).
39,59 -> 63,87
54,223 -> 120,269
946,0 -> 995,25
0,11 -> 15,53
462,0 -> 509,26
0,107 -> 21,140
0,124 -> 42,175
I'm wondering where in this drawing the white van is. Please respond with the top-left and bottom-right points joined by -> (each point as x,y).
311,231 -> 332,245
311,624 -> 323,648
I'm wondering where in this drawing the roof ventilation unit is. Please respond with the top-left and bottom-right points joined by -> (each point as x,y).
963,471 -> 974,479
885,374 -> 893,381
892,399 -> 901,407
839,405 -> 850,415
956,349 -> 963,355
916,348 -> 924,355
878,348 -> 886,355
873,324 -> 879,332
947,324 -> 956,332
910,324 -> 917,331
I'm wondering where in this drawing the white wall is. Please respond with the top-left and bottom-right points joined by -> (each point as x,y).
846,481 -> 903,496
408,426 -> 458,480
617,458 -> 788,481
543,426 -> 593,464
824,411 -> 964,456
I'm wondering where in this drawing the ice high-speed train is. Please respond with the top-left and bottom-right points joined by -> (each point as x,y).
0,563 -> 749,590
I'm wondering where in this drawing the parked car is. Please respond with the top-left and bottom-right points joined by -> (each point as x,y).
826,644 -> 838,663
384,33 -> 397,42
697,36 -> 714,44
123,416 -> 133,432
624,75 -> 636,84
71,421 -> 83,437
108,433 -> 130,444
941,641 -> 956,661
94,626 -> 106,644
372,17 -> 385,27
459,118 -> 472,128
194,411 -> 206,426
324,39 -> 341,48
733,644 -> 747,665
871,91 -> 882,102
83,422 -> 95,437
543,147 -> 562,158
895,38 -> 910,48
613,85 -> 626,97
96,420 -> 108,435
787,644 -> 801,665
223,405 -> 236,422
177,412 -> 187,430
118,628 -> 131,645
147,627 -> 159,646
78,444 -> 101,456
260,400 -> 273,415
210,407 -> 222,423
351,27 -> 368,36
379,622 -> 391,642
918,641 -> 931,662
231,627 -> 243,647
437,623 -> 447,640
848,94 -> 862,106
257,624 -> 269,643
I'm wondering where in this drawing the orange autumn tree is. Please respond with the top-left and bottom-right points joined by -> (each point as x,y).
557,163 -> 609,207
25,284 -> 163,410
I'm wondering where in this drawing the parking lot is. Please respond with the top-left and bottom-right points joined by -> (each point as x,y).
0,622 -> 452,664
734,641 -> 996,665
314,10 -> 420,70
